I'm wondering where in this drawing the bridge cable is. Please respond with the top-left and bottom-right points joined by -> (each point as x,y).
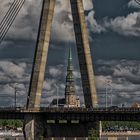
0,0 -> 25,43
0,0 -> 25,44
0,0 -> 18,32
0,0 -> 25,38
0,0 -> 21,38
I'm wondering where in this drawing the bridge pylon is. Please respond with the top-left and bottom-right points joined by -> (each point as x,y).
26,0 -> 56,109
26,0 -> 98,109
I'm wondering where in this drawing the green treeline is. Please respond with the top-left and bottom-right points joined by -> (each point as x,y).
88,121 -> 140,139
0,120 -> 23,128
102,121 -> 140,131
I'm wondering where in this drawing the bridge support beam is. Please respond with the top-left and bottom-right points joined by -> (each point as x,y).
23,115 -> 46,140
70,0 -> 97,107
27,0 -> 55,109
23,112 -> 100,140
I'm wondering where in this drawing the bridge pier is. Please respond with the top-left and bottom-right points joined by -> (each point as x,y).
23,118 -> 98,139
23,114 -> 46,140
23,114 -> 100,140
46,121 -> 99,139
47,122 -> 100,140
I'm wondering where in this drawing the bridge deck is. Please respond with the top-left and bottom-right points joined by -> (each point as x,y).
0,107 -> 140,121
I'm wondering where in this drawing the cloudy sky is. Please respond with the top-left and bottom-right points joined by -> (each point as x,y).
0,0 -> 140,107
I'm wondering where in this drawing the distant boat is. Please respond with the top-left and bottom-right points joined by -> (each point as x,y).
12,133 -> 20,136
0,132 -> 4,135
0,131 -> 23,137
12,132 -> 23,136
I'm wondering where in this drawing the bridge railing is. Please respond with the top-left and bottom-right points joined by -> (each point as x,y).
0,106 -> 140,113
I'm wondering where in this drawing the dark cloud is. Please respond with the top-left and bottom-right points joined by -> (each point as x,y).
95,59 -> 140,106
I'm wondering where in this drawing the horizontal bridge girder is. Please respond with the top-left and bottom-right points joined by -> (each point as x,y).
0,108 -> 140,121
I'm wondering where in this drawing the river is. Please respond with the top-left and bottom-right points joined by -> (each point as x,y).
101,136 -> 140,140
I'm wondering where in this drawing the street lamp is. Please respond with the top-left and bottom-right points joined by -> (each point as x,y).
105,80 -> 112,108
54,84 -> 59,108
109,88 -> 113,107
25,84 -> 29,108
98,79 -> 112,108
14,87 -> 17,109
105,84 -> 108,108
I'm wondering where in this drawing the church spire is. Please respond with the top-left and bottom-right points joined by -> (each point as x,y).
67,47 -> 73,71
65,48 -> 80,107
66,48 -> 74,83
65,47 -> 75,95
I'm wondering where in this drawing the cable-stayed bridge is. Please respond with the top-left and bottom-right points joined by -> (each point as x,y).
0,0 -> 139,139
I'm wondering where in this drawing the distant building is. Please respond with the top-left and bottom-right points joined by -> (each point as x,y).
131,102 -> 140,108
50,98 -> 65,107
50,48 -> 80,108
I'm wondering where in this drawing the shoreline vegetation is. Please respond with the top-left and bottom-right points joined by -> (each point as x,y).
0,120 -> 23,129
102,121 -> 140,131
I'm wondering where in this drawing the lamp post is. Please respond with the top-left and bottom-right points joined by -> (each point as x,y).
99,79 -> 112,108
14,87 -> 17,109
105,80 -> 112,108
107,84 -> 113,107
25,84 -> 28,108
110,88 -> 113,107
105,84 -> 108,109
54,84 -> 59,108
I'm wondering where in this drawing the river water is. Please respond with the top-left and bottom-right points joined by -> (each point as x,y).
101,136 -> 140,140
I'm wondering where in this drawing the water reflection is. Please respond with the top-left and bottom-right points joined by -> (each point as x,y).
129,136 -> 140,140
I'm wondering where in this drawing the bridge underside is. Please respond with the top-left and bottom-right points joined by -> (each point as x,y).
24,116 -> 99,140
46,123 -> 96,137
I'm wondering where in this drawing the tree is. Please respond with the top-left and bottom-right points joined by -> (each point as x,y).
88,128 -> 99,140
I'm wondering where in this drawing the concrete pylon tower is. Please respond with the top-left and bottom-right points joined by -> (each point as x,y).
27,0 -> 56,108
27,0 -> 98,109
70,0 -> 98,107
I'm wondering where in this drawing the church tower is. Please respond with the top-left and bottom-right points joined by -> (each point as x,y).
65,48 -> 80,107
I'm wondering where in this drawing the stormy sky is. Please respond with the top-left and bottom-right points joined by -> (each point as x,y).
0,0 -> 140,107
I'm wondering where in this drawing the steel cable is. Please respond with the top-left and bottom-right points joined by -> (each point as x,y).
0,0 -> 18,32
0,0 -> 25,44
0,0 -> 25,42
135,0 -> 140,5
